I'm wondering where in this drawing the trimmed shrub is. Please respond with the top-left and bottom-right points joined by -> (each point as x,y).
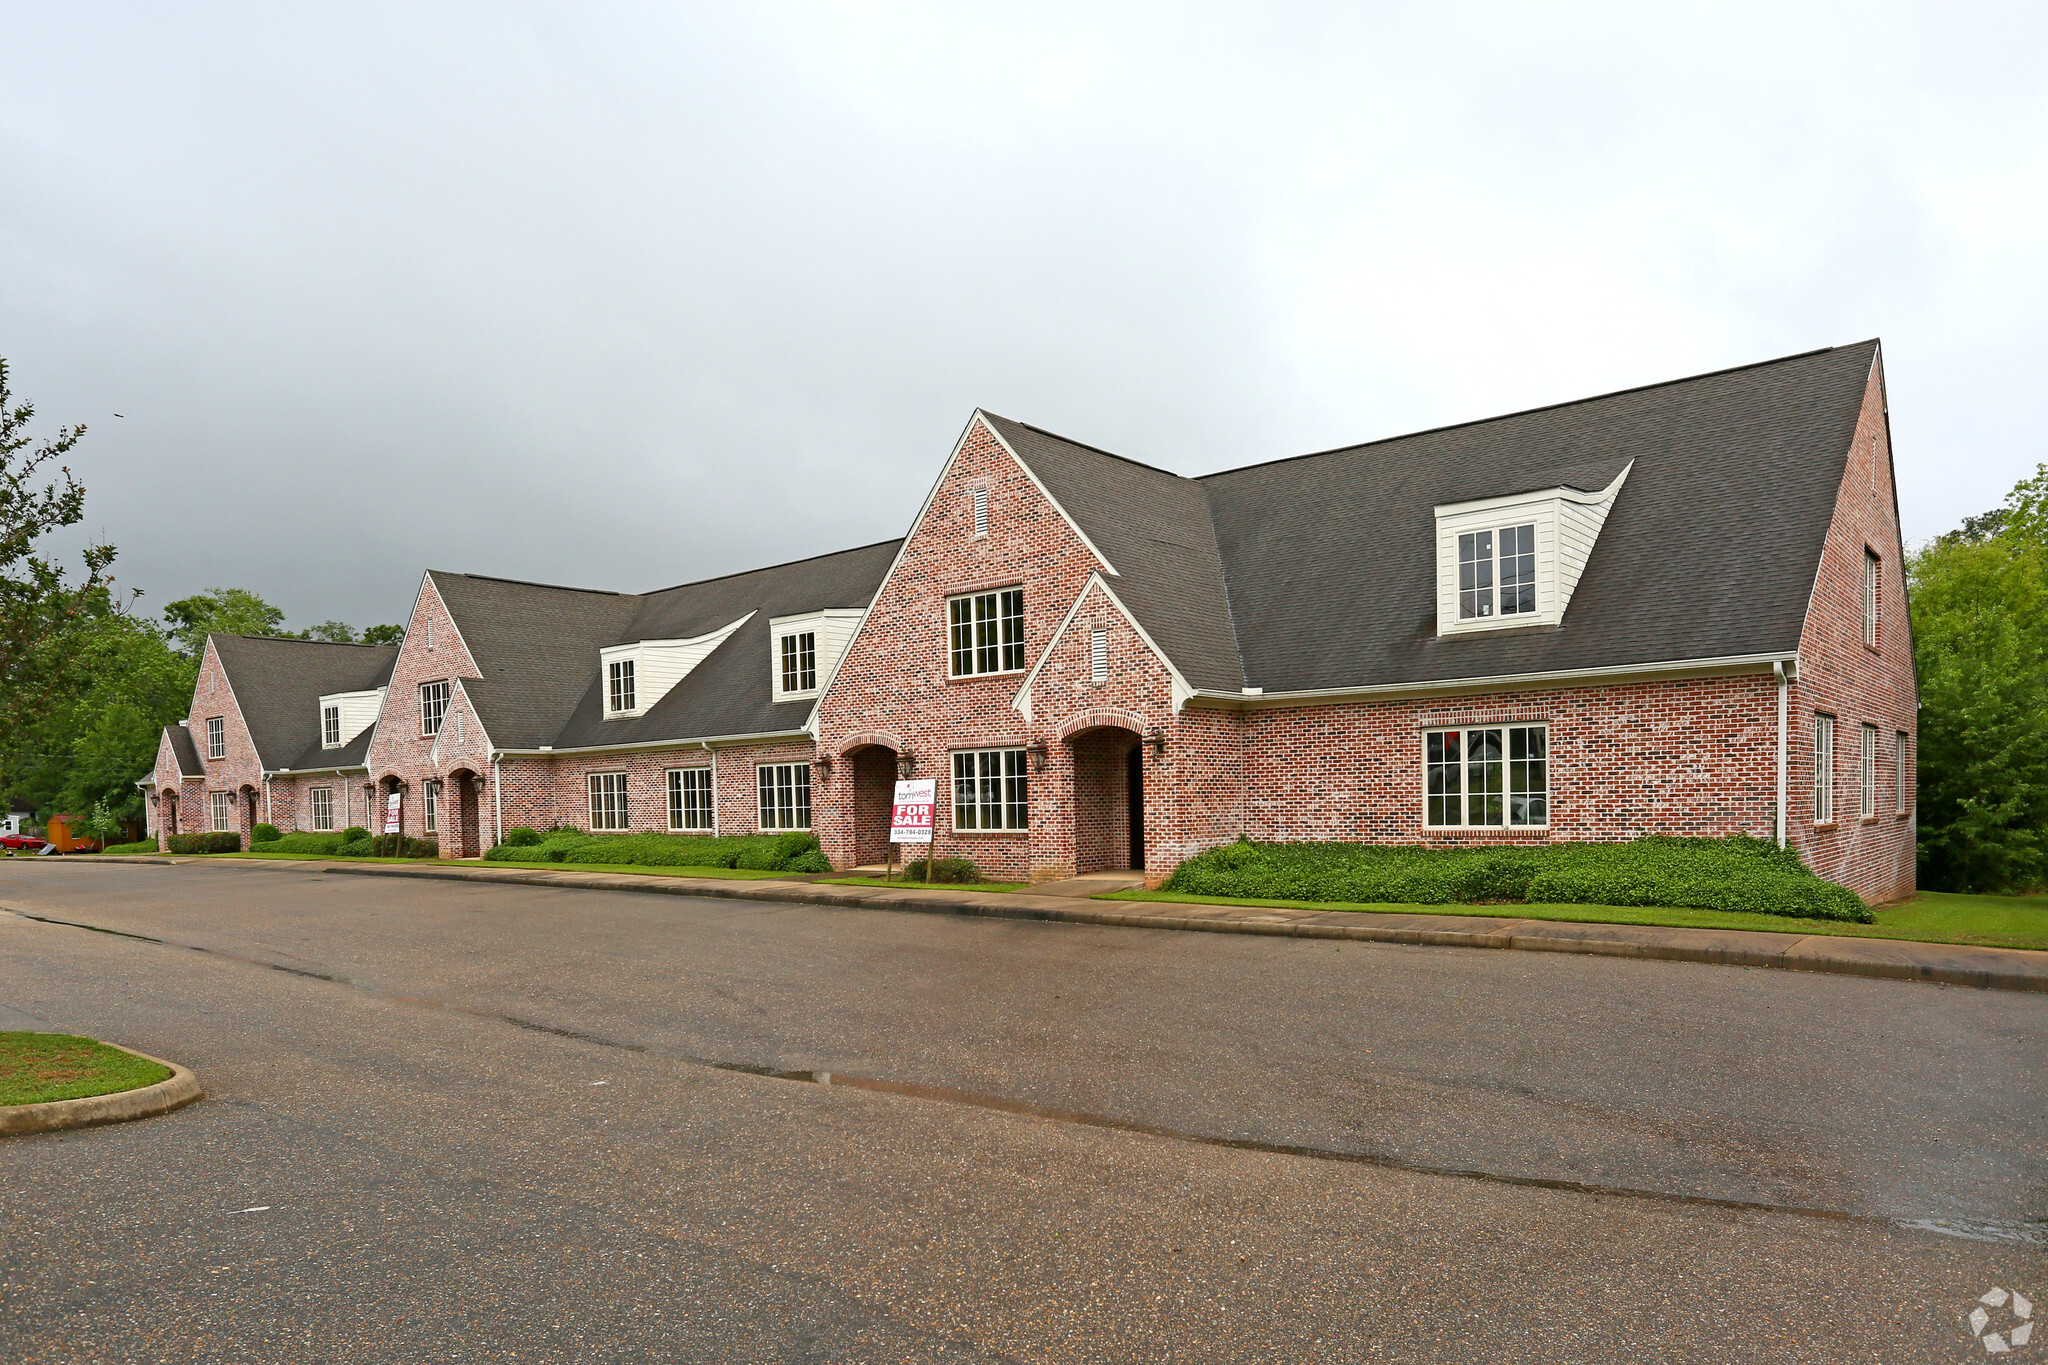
335,837 -> 374,857
504,827 -> 542,847
256,832 -> 346,855
483,830 -> 829,872
341,826 -> 370,843
100,840 -> 161,856
253,823 -> 282,843
904,856 -> 982,884
1162,833 -> 1872,923
167,832 -> 240,854
782,849 -> 832,874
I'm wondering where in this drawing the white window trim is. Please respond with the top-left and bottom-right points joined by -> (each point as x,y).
420,680 -> 451,737
587,771 -> 630,832
322,705 -> 342,749
1814,714 -> 1835,824
756,763 -> 811,831
310,787 -> 335,832
206,716 -> 226,760
210,791 -> 231,833
1090,628 -> 1108,683
1895,731 -> 1910,816
777,630 -> 819,699
607,658 -> 636,715
1433,465 -> 1630,638
1863,549 -> 1881,648
1860,723 -> 1878,819
947,588 -> 1027,678
1422,724 -> 1551,829
951,747 -> 1029,832
972,486 -> 990,538
666,767 -> 715,831
423,778 -> 441,834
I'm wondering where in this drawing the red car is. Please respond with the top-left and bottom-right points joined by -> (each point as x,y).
0,832 -> 49,851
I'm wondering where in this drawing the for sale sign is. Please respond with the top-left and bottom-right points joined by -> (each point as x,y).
383,792 -> 403,835
890,779 -> 935,844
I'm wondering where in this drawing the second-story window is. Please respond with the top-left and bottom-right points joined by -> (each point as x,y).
780,632 -> 817,693
420,680 -> 450,736
206,716 -> 225,760
949,588 -> 1025,676
322,705 -> 341,748
1458,524 -> 1537,620
608,659 -> 636,714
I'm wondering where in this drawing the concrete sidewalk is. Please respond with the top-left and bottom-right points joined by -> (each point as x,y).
261,858 -> 2048,994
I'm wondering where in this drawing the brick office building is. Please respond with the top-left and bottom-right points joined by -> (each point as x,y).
145,341 -> 1916,903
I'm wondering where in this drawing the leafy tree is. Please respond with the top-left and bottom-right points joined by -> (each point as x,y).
0,359 -> 114,767
307,620 -> 358,643
162,587 -> 287,655
361,623 -> 405,646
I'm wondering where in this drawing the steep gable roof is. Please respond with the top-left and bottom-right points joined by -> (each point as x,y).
207,635 -> 398,770
162,724 -> 204,779
426,573 -> 643,751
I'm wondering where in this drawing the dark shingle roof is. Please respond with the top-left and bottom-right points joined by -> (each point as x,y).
435,541 -> 902,752
163,725 -> 204,778
985,341 -> 1877,695
209,635 -> 398,770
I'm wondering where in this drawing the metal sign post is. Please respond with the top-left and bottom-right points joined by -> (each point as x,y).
890,779 -> 934,884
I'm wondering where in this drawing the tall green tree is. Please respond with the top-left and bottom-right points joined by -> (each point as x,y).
162,587 -> 288,656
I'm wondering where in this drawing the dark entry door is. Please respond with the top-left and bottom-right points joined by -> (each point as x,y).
1126,743 -> 1145,871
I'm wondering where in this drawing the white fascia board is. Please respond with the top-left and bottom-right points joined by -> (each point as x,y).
449,679 -> 496,756
421,571 -> 483,676
492,728 -> 811,759
1012,572 -> 1195,723
974,412 -> 1119,577
600,612 -> 754,719
1186,650 -> 1802,710
769,608 -> 866,628
1434,462 -> 1633,518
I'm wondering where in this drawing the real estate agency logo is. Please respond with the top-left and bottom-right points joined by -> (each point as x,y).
1968,1287 -> 2034,1354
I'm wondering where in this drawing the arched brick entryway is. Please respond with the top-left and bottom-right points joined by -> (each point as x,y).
1064,722 -> 1145,874
841,743 -> 901,868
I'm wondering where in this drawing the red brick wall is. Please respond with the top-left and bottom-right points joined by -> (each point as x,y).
490,739 -> 813,840
166,639 -> 264,843
1785,359 -> 1917,904
362,576 -> 495,851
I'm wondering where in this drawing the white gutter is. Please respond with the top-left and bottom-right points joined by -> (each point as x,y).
492,754 -> 504,849
489,728 -> 812,759
263,776 -> 272,826
1774,660 -> 1789,848
705,740 -> 719,837
1187,651 -> 1802,709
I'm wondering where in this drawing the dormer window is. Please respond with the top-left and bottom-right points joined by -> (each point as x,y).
1458,524 -> 1537,620
608,659 -> 636,714
322,705 -> 342,748
780,632 -> 817,694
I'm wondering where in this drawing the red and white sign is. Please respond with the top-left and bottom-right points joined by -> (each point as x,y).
383,792 -> 403,835
890,779 -> 935,844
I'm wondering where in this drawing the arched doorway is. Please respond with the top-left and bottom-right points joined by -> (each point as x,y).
240,786 -> 261,838
844,743 -> 900,869
447,768 -> 483,858
161,791 -> 178,838
1066,723 -> 1144,874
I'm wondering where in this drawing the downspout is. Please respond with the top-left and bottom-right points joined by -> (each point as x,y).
493,754 -> 504,849
705,741 -> 719,837
1774,661 -> 1788,849
264,775 -> 273,827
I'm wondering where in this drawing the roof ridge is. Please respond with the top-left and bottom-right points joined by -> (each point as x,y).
1196,340 -> 1874,482
982,412 -> 1189,480
215,633 -> 398,648
636,537 -> 905,597
436,570 -> 633,597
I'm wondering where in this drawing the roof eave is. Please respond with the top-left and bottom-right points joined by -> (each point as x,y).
1191,651 -> 1802,710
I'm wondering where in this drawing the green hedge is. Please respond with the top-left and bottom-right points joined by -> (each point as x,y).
100,840 -> 161,856
1163,834 -> 1873,923
167,832 -> 240,854
253,823 -> 282,843
251,831 -> 347,855
483,829 -> 826,872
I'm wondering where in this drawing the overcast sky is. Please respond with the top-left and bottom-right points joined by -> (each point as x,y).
5,3 -> 2045,630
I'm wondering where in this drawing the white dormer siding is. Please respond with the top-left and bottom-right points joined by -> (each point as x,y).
1434,463 -> 1630,636
770,608 -> 866,703
600,613 -> 753,719
318,687 -> 387,748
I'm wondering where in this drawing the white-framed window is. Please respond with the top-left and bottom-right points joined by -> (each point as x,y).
423,778 -> 441,834
420,680 -> 451,736
210,791 -> 231,832
310,787 -> 335,831
206,716 -> 225,760
757,763 -> 810,830
1814,714 -> 1835,823
1860,724 -> 1878,819
948,588 -> 1025,676
608,659 -> 636,714
322,705 -> 341,748
972,487 -> 989,537
953,748 -> 1028,831
425,619 -> 435,650
1425,725 -> 1548,827
1896,731 -> 1910,815
588,772 -> 630,831
780,632 -> 817,694
667,767 -> 713,830
1863,548 -> 1880,648
1457,524 -> 1538,621
1090,628 -> 1108,682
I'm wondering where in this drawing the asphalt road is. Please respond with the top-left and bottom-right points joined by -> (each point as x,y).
2,858 -> 2042,1362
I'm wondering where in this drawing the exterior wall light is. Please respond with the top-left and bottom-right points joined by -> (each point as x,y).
897,749 -> 917,778
1146,728 -> 1167,758
1027,740 -> 1049,772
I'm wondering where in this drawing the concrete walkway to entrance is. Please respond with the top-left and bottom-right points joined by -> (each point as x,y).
1023,870 -> 1147,898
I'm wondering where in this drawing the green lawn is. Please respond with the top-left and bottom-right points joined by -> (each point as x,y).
0,1032 -> 171,1107
1099,888 -> 2048,951
820,876 -> 1030,892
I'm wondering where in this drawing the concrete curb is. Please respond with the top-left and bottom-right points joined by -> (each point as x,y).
318,861 -> 2048,994
0,1042 -> 204,1136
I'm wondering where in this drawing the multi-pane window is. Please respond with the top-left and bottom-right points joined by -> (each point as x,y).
972,487 -> 989,537
608,659 -> 636,713
949,589 -> 1025,676
588,772 -> 630,831
758,764 -> 811,830
1813,714 -> 1835,823
419,680 -> 450,736
1863,549 -> 1880,647
1457,523 -> 1537,620
1424,725 -> 1548,827
1860,723 -> 1878,818
310,787 -> 334,831
667,767 -> 713,830
780,632 -> 817,693
952,748 -> 1029,831
1895,732 -> 1910,814
423,778 -> 441,834
1090,628 -> 1108,683
206,716 -> 225,760
210,791 -> 231,832
322,705 -> 341,748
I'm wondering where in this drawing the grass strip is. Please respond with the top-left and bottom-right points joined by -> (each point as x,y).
211,852 -> 792,879
0,1033 -> 171,1107
1099,889 -> 2048,952
819,876 -> 1029,893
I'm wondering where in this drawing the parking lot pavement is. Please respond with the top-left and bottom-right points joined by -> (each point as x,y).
2,860 -> 2043,1362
